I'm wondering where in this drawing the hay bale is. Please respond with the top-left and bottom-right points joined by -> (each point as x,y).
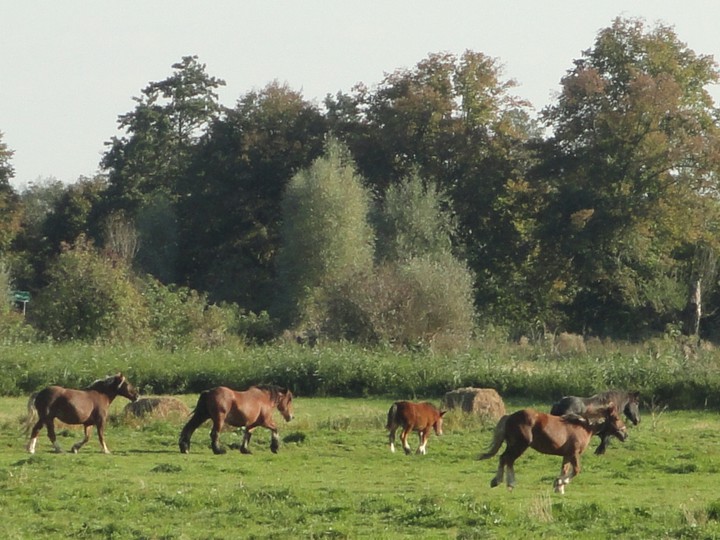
442,388 -> 505,420
122,396 -> 190,419
555,332 -> 586,354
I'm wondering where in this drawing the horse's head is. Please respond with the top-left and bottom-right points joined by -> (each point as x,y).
114,373 -> 139,402
624,392 -> 641,426
277,389 -> 294,422
601,402 -> 628,442
434,410 -> 447,436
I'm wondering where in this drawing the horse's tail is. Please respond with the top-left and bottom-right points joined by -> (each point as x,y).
23,392 -> 39,434
386,402 -> 399,431
478,415 -> 509,460
179,390 -> 212,453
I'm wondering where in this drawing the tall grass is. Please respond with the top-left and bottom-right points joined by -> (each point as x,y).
1,338 -> 719,408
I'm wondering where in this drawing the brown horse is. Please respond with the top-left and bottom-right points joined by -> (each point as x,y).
479,403 -> 628,493
179,385 -> 294,455
386,401 -> 446,455
26,373 -> 139,454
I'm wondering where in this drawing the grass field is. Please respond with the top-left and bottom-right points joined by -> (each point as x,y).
1,395 -> 720,539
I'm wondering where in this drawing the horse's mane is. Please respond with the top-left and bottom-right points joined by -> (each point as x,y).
253,384 -> 289,403
86,374 -> 122,392
592,390 -> 632,405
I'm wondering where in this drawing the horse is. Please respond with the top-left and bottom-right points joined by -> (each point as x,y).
179,385 -> 294,455
478,403 -> 628,493
550,390 -> 640,454
26,373 -> 139,454
386,401 -> 446,455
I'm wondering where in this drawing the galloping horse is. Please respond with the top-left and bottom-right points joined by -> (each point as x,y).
27,373 -> 139,454
179,385 -> 294,455
479,403 -> 628,493
551,390 -> 640,454
386,401 -> 446,455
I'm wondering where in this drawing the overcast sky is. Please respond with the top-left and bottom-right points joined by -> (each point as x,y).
1,1 -> 719,189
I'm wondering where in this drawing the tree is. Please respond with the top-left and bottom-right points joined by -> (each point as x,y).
373,170 -> 454,263
326,51 -> 538,326
176,82 -> 327,311
275,138 -> 374,329
100,56 -> 225,214
536,17 -> 720,336
0,132 -> 20,254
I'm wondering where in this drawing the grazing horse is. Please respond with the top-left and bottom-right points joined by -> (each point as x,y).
479,403 -> 628,493
26,373 -> 139,454
550,390 -> 640,454
386,401 -> 446,455
179,385 -> 294,455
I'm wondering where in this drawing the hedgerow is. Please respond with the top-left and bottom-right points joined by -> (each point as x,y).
1,340 -> 720,409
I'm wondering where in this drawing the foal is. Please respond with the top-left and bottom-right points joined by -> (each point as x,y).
386,401 -> 446,455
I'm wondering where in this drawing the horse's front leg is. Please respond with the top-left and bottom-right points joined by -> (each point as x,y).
72,424 -> 93,453
595,432 -> 609,455
554,455 -> 580,494
416,430 -> 429,455
240,427 -> 253,454
269,427 -> 280,454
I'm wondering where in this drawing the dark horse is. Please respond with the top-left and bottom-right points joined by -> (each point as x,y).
479,403 -> 628,493
179,385 -> 294,455
386,401 -> 446,455
550,390 -> 640,454
27,373 -> 139,454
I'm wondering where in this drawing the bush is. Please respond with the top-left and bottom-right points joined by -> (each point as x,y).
31,237 -> 150,343
324,257 -> 476,351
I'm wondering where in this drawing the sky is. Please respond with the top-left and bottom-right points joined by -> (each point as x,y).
1,1 -> 719,189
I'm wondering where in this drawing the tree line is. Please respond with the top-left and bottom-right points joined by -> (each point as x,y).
1,17 -> 720,347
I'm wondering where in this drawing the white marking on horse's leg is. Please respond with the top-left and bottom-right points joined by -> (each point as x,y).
27,437 -> 37,454
390,442 -> 395,453
506,466 -> 516,489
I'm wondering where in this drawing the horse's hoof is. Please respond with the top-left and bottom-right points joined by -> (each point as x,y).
239,447 -> 252,455
490,478 -> 499,488
507,485 -> 514,492
403,448 -> 411,456
212,447 -> 227,455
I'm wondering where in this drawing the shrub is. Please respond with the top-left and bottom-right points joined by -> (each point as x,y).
31,237 -> 150,343
324,257 -> 475,351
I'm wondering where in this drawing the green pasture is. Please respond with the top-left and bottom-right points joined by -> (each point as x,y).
1,395 -> 720,539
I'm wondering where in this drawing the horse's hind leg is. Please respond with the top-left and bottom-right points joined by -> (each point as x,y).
388,426 -> 397,453
494,443 -> 527,490
27,419 -> 44,454
45,419 -> 63,453
400,427 -> 412,455
72,425 -> 94,454
210,419 -> 227,455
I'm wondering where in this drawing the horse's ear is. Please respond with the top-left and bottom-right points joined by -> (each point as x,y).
440,410 -> 447,417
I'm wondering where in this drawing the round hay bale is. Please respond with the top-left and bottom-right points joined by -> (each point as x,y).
122,396 -> 190,419
442,387 -> 505,421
